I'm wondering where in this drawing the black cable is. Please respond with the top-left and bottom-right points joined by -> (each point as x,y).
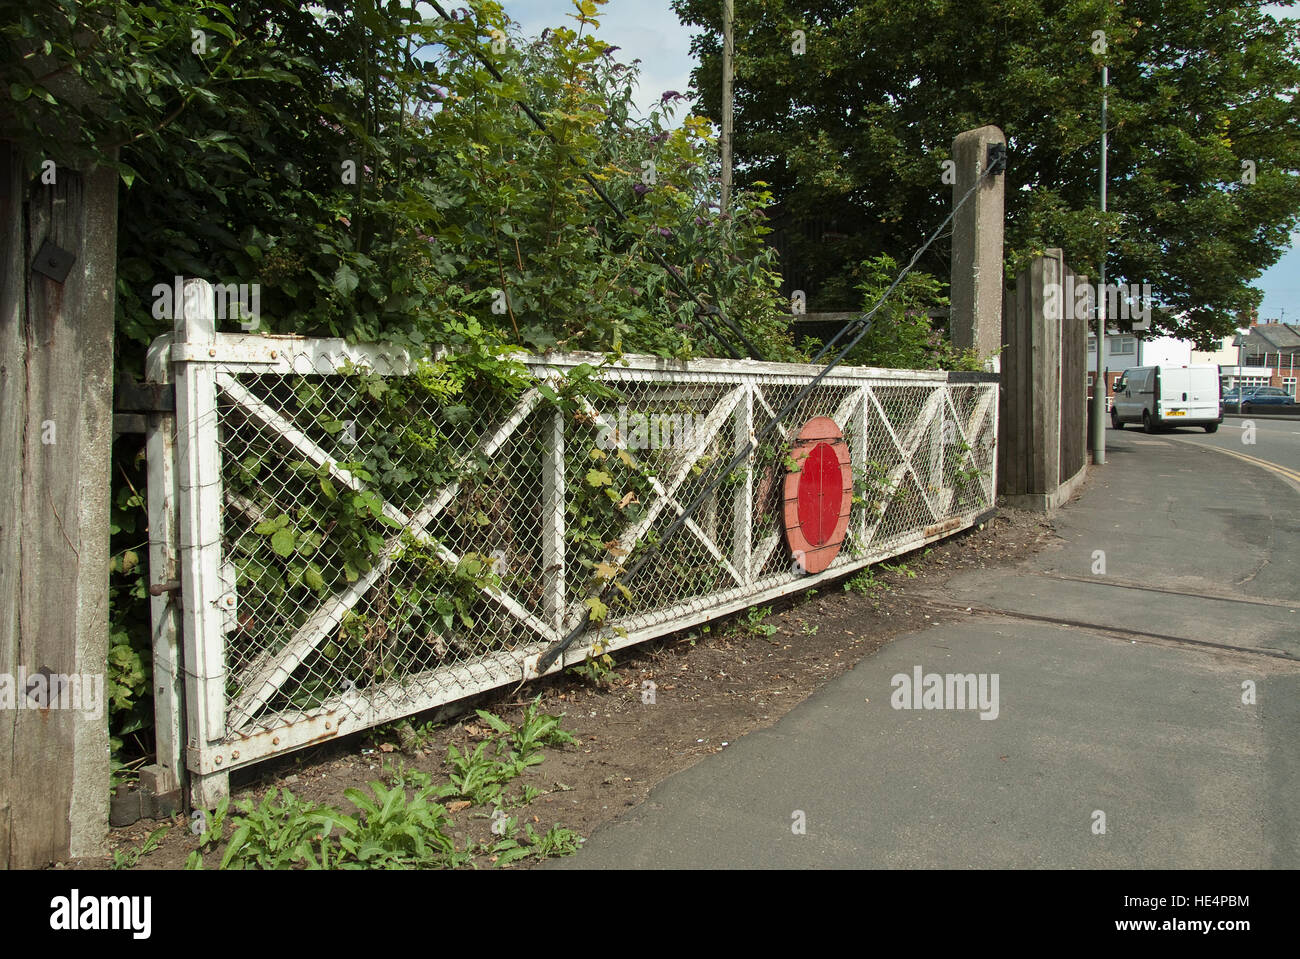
425,1 -> 760,360
535,158 -> 1003,672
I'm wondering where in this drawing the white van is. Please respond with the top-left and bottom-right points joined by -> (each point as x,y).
1111,364 -> 1222,433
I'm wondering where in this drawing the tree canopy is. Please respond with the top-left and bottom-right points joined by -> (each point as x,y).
3,0 -> 799,369
673,0 -> 1300,346
1,0 -> 800,769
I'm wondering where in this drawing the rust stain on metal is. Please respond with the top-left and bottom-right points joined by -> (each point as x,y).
924,517 -> 962,537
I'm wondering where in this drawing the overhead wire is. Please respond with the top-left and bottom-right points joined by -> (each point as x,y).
536,165 -> 1002,671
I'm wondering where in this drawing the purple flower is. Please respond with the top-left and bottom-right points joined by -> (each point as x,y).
601,45 -> 621,57
657,227 -> 672,237
649,131 -> 669,144
660,90 -> 684,102
633,182 -> 650,196
694,216 -> 706,226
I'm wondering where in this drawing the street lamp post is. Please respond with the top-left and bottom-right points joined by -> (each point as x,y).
1236,333 -> 1245,413
1090,63 -> 1108,465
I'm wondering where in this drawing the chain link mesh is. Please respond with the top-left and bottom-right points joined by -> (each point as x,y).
177,349 -> 996,763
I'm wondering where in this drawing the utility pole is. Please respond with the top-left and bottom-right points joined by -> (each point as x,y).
720,0 -> 734,213
1090,62 -> 1108,465
1236,332 -> 1245,412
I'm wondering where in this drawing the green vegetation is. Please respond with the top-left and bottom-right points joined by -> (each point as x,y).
3,0 -> 1013,780
2,0 -> 801,771
177,697 -> 580,869
741,604 -> 779,637
111,825 -> 169,870
844,569 -> 887,595
676,0 -> 1300,344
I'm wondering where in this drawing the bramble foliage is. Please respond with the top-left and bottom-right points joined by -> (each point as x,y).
835,256 -> 984,372
3,0 -> 797,362
4,0 -> 985,779
3,0 -> 805,768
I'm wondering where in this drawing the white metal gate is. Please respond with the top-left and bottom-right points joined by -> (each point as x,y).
145,280 -> 999,802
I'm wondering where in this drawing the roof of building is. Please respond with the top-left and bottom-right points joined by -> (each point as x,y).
1244,323 -> 1300,352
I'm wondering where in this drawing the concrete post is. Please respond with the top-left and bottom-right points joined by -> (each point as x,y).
950,126 -> 1007,370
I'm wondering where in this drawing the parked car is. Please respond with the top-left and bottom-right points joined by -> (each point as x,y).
1111,364 -> 1222,433
1239,386 -> 1298,413
1220,387 -> 1250,409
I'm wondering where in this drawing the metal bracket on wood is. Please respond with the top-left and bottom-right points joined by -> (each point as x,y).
115,379 -> 176,413
113,380 -> 177,436
31,238 -> 75,283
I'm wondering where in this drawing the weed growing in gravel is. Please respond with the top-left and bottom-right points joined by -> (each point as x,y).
111,825 -> 168,870
741,605 -> 778,637
182,697 -> 580,870
483,820 -> 584,866
568,637 -> 617,686
844,569 -> 888,594
332,780 -> 469,869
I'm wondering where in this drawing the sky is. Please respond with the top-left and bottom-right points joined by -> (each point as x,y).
500,0 -> 1298,325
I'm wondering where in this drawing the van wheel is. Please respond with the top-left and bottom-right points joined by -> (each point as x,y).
1111,408 -> 1123,430
1142,410 -> 1156,434
1204,422 -> 1219,434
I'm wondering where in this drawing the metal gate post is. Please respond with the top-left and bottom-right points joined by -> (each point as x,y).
730,380 -> 753,581
172,279 -> 230,806
542,403 -> 565,637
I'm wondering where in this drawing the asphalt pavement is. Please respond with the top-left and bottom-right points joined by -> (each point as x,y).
552,427 -> 1300,869
1159,416 -> 1300,486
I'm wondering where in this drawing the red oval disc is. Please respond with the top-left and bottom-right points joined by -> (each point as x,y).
782,417 -> 853,575
797,442 -> 843,546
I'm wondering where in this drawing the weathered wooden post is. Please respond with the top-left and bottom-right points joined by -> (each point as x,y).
141,329 -> 185,811
998,249 -> 1089,510
0,143 -> 117,866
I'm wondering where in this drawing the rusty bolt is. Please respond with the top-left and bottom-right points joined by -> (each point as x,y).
214,755 -> 222,765
270,350 -> 278,359
231,750 -> 239,760
272,736 -> 280,745
208,348 -> 216,357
